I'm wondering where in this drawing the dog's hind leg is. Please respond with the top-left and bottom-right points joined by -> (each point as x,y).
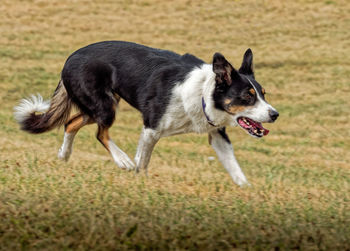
134,127 -> 160,174
58,113 -> 94,161
62,60 -> 134,169
96,125 -> 135,170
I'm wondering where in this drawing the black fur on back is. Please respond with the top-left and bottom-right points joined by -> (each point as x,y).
61,41 -> 204,129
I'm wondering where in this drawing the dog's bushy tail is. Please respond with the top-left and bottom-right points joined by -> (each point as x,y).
14,80 -> 72,134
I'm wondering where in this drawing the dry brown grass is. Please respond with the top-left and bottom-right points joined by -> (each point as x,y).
0,0 -> 349,250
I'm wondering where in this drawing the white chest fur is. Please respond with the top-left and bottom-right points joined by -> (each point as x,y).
156,64 -> 232,137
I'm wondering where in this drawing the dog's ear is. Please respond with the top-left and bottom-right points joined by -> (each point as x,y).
239,48 -> 254,77
213,53 -> 239,85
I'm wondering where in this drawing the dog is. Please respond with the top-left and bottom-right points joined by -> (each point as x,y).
14,41 -> 279,186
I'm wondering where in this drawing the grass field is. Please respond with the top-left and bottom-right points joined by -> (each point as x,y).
1,0 -> 350,249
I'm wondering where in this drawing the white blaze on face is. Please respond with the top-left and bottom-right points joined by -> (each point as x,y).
236,77 -> 278,123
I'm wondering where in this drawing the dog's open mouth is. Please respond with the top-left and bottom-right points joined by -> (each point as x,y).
237,117 -> 269,138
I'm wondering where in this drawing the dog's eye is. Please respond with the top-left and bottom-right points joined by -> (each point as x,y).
243,94 -> 252,100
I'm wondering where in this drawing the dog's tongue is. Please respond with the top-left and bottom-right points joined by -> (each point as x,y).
263,128 -> 269,136
252,120 -> 269,136
238,117 -> 270,137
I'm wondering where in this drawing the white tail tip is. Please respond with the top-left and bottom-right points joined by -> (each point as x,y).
14,94 -> 50,123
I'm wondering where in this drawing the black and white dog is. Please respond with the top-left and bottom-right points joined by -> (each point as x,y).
14,41 -> 278,186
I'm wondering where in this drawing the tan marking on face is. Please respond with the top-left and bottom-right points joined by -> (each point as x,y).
262,88 -> 266,95
224,98 -> 232,105
226,105 -> 248,115
249,88 -> 256,95
113,93 -> 121,102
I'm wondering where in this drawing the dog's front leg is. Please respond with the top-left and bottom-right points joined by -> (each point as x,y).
134,127 -> 160,174
209,128 -> 250,187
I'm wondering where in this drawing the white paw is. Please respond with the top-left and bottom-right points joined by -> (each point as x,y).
232,174 -> 250,187
108,140 -> 135,171
57,147 -> 71,161
113,151 -> 135,171
238,181 -> 251,187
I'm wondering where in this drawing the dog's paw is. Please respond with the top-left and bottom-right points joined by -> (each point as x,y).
134,165 -> 146,174
114,152 -> 135,171
235,180 -> 251,187
232,175 -> 250,187
238,181 -> 251,188
57,147 -> 71,162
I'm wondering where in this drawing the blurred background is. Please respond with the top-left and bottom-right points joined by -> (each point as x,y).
0,0 -> 349,249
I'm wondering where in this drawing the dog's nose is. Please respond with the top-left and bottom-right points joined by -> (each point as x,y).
269,110 -> 279,122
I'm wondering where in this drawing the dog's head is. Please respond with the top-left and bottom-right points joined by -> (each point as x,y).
212,49 -> 279,138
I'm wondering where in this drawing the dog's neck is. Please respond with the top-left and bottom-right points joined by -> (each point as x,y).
201,97 -> 218,127
200,64 -> 232,128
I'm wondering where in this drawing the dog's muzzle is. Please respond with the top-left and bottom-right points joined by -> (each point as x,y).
269,109 -> 279,122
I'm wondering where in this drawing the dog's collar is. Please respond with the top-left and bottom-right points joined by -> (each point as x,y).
202,97 -> 218,127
